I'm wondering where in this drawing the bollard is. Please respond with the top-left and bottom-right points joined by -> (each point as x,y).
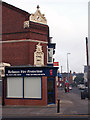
57,99 -> 60,113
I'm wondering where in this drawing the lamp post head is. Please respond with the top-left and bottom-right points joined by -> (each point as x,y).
67,53 -> 71,55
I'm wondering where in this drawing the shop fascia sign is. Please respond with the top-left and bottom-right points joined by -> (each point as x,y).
5,68 -> 58,77
6,69 -> 45,77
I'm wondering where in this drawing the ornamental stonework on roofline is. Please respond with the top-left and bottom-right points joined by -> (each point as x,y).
24,5 -> 47,28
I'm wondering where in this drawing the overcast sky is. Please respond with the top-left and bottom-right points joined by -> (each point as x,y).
3,0 -> 89,73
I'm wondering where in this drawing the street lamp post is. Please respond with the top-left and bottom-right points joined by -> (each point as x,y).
67,53 -> 71,80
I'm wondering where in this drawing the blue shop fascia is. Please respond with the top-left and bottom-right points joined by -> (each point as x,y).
5,66 -> 58,77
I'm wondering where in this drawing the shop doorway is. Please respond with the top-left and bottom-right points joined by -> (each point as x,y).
47,77 -> 55,104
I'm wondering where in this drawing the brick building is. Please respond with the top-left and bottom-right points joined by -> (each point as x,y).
1,2 -> 58,106
2,2 -> 49,66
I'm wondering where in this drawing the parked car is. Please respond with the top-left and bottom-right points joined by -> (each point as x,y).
78,84 -> 86,90
77,84 -> 80,87
81,87 -> 88,99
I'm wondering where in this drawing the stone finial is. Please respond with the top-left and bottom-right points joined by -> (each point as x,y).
30,5 -> 47,24
37,5 -> 40,9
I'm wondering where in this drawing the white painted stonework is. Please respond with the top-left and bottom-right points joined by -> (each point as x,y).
24,21 -> 29,28
24,5 -> 47,28
34,43 -> 44,66
30,5 -> 47,25
0,62 -> 11,77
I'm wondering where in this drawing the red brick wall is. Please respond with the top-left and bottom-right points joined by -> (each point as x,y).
42,76 -> 47,105
2,31 -> 48,42
4,76 -> 47,106
2,3 -> 29,34
2,21 -> 49,42
2,41 -> 47,66
2,3 -> 49,42
2,3 -> 49,66
2,42 -> 29,66
29,22 -> 48,42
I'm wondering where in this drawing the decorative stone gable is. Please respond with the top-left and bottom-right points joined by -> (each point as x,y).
34,43 -> 44,66
30,5 -> 47,25
24,5 -> 47,28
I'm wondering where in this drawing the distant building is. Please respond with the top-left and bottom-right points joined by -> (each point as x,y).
61,71 -> 73,84
61,71 -> 84,84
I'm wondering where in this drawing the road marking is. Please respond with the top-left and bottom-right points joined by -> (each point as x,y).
60,100 -> 73,104
56,114 -> 90,117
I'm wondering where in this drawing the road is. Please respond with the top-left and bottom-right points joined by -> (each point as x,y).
1,85 -> 89,118
57,86 -> 88,115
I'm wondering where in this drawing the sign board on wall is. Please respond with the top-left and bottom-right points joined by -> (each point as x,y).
53,62 -> 59,67
5,66 -> 58,77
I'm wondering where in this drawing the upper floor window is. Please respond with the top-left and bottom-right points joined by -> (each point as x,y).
47,48 -> 53,64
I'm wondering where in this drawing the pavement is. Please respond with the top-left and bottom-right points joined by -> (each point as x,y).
2,105 -> 89,119
1,87 -> 90,119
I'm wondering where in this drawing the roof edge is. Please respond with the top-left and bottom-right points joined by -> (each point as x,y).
2,1 -> 30,16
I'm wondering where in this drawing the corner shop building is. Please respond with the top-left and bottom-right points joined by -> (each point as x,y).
2,66 -> 58,106
2,2 -> 58,106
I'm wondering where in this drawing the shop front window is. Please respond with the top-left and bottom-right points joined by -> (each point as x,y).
24,77 -> 41,98
7,77 -> 41,99
7,77 -> 23,98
